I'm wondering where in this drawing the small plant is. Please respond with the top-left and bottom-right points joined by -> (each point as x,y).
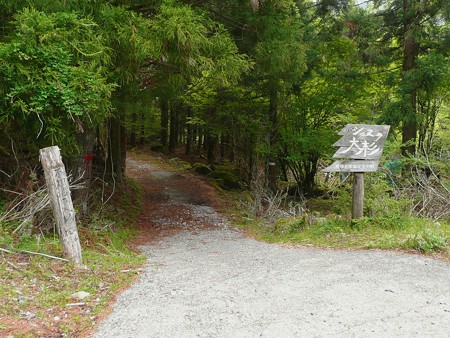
402,229 -> 448,253
273,216 -> 308,234
314,219 -> 348,235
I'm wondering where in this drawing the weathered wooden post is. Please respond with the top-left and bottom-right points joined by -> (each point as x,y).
40,146 -> 82,264
323,124 -> 390,220
352,172 -> 364,219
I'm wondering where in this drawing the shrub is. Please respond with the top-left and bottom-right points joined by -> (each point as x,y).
402,229 -> 448,253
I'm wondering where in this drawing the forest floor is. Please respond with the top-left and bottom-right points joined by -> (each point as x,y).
94,152 -> 450,337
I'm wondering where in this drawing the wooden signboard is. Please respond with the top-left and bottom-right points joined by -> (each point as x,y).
332,124 -> 390,161
324,124 -> 390,172
322,124 -> 390,219
322,160 -> 379,173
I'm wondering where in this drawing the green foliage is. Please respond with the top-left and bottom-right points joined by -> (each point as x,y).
273,216 -> 308,234
0,225 -> 14,248
99,4 -> 159,87
253,7 -> 306,84
403,228 -> 448,253
148,1 -> 250,90
0,8 -> 114,154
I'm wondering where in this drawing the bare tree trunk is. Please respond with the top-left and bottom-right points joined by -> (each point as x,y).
197,127 -> 203,152
107,115 -> 125,183
186,111 -> 192,155
160,97 -> 169,148
169,103 -> 178,153
401,0 -> 420,157
207,133 -> 218,164
40,146 -> 82,264
129,112 -> 137,149
140,111 -> 146,145
73,125 -> 95,217
267,83 -> 278,192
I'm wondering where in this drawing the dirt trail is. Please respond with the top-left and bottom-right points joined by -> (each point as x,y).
94,156 -> 450,337
125,156 -> 229,246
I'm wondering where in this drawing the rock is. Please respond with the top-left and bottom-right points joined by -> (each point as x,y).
207,171 -> 240,190
71,291 -> 90,300
191,163 -> 212,176
21,311 -> 36,320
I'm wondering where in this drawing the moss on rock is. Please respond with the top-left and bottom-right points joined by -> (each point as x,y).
208,170 -> 240,190
191,163 -> 213,176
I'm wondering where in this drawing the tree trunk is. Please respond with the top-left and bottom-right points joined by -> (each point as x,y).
207,133 -> 218,164
197,127 -> 203,152
220,134 -> 226,160
72,125 -> 95,217
185,112 -> 192,155
160,97 -> 169,148
401,0 -> 420,157
120,118 -> 127,173
267,83 -> 278,192
139,111 -> 146,145
107,108 -> 126,184
169,104 -> 177,153
107,92 -> 128,183
129,112 -> 137,149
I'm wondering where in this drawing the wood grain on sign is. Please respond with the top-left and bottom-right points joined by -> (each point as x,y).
333,126 -> 390,147
338,124 -> 390,136
333,146 -> 383,160
322,160 -> 379,172
333,125 -> 390,160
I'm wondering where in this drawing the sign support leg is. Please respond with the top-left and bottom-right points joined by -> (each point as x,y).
352,172 -> 364,219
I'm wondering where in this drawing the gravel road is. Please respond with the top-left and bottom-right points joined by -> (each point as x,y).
94,158 -> 450,337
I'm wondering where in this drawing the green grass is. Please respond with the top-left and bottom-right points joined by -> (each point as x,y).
228,188 -> 450,259
239,215 -> 450,257
0,177 -> 146,336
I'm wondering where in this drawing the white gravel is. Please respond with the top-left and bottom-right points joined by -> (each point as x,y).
94,158 -> 450,337
95,230 -> 450,337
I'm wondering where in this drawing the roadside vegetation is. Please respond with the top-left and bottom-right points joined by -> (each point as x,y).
225,156 -> 450,259
0,179 -> 146,337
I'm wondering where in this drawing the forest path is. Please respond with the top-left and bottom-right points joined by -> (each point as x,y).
94,154 -> 450,337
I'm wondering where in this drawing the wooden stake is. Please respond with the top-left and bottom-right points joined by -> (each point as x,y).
40,146 -> 82,264
352,172 -> 364,219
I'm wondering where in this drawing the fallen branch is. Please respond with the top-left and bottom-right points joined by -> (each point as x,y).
3,258 -> 23,271
0,247 -> 15,254
20,250 -> 68,262
66,302 -> 85,307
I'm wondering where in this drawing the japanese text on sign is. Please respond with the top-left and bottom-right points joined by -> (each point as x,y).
333,124 -> 390,160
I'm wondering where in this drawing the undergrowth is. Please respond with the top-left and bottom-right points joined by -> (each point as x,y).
233,173 -> 450,259
0,177 -> 146,337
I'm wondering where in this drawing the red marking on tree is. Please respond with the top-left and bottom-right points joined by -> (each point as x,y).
345,22 -> 357,30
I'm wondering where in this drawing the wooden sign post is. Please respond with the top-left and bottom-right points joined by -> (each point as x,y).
323,124 -> 390,219
40,146 -> 83,264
